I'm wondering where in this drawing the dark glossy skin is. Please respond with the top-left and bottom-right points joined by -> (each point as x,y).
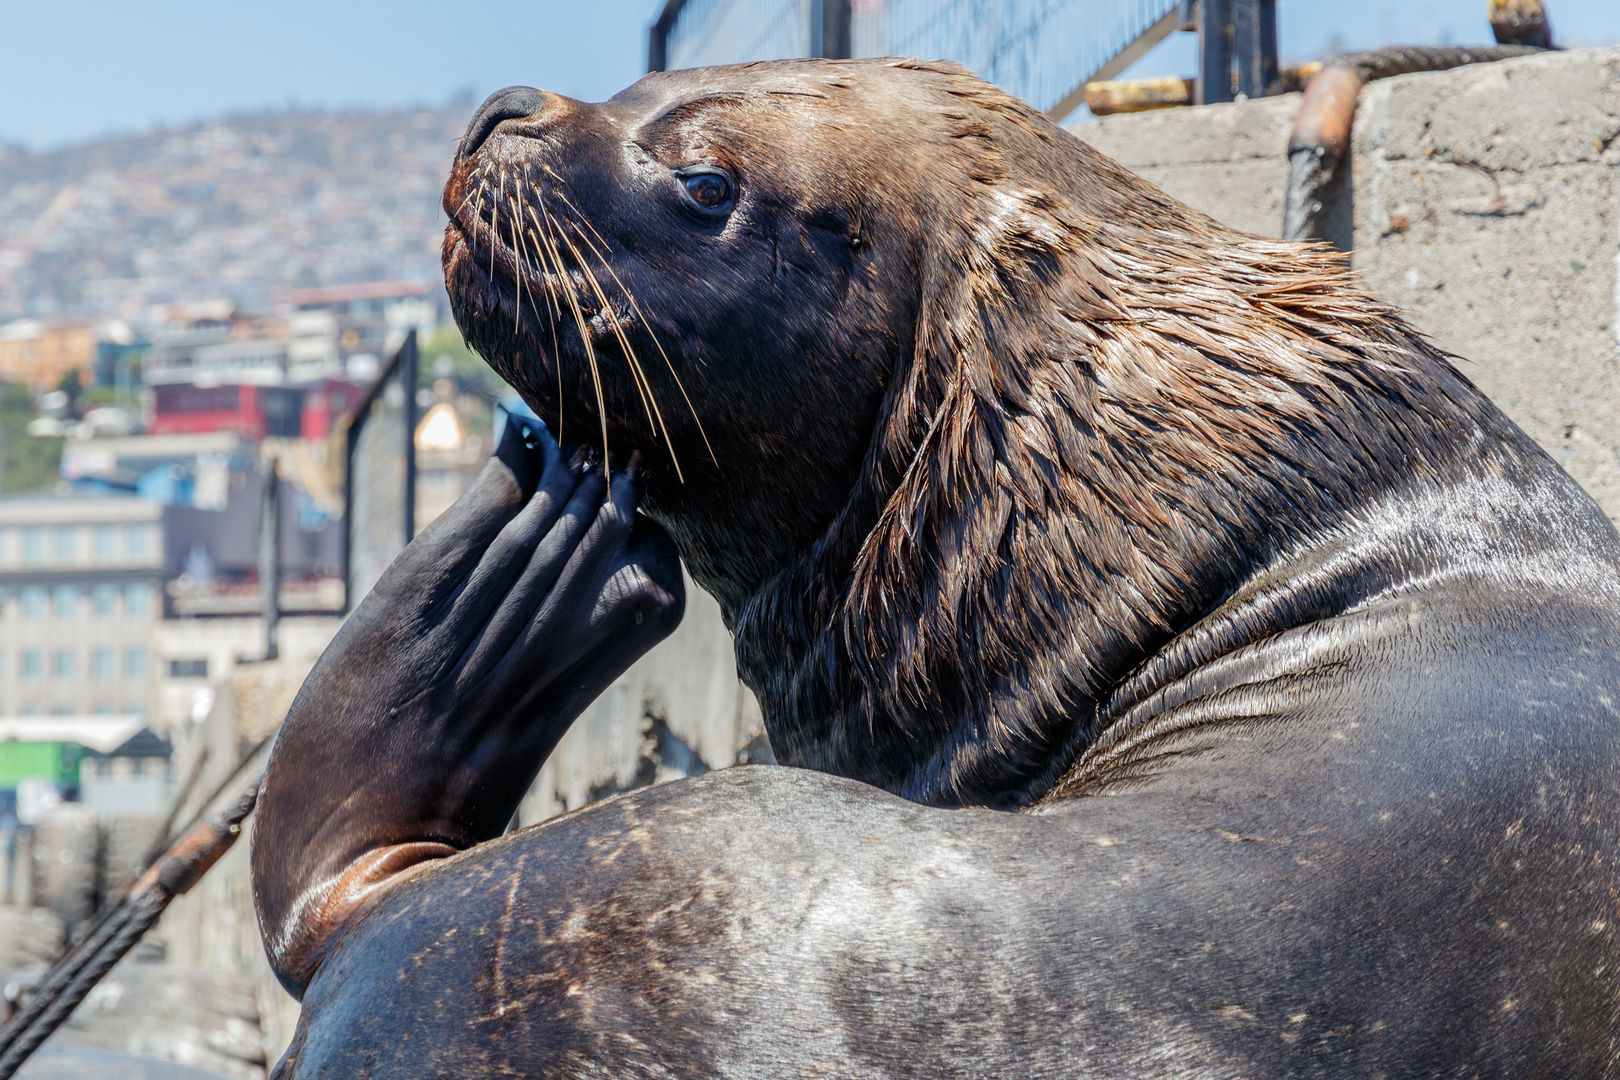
251,418 -> 684,995
255,60 -> 1620,1077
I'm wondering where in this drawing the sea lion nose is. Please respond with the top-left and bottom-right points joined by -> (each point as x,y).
460,85 -> 550,162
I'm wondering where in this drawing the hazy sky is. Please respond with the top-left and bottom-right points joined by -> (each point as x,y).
2,0 -> 1617,148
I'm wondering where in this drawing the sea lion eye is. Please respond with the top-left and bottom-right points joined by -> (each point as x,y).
683,173 -> 731,209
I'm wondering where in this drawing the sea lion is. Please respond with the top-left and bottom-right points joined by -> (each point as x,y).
252,59 -> 1620,1076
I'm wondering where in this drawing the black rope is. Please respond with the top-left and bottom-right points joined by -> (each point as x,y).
0,893 -> 165,1079
0,785 -> 259,1079
1325,43 -> 1544,81
0,902 -> 138,1056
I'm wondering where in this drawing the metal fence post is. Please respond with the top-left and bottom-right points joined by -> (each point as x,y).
342,331 -> 419,614
1198,0 -> 1233,104
648,25 -> 666,72
1232,0 -> 1278,98
648,0 -> 687,71
401,329 -> 418,543
259,449 -> 280,661
812,0 -> 852,59
342,396 -> 360,616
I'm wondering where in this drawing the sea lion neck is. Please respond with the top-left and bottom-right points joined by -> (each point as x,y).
723,208 -> 1524,810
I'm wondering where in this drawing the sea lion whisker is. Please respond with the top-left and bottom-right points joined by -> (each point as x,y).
550,194 -> 607,251
520,223 -> 567,441
506,198 -> 526,335
523,211 -> 567,326
522,207 -> 574,441
508,202 -> 558,387
526,198 -> 574,296
471,184 -> 489,298
523,210 -> 587,451
548,216 -> 666,428
537,219 -> 611,479
488,196 -> 500,283
557,213 -> 719,470
552,221 -> 679,480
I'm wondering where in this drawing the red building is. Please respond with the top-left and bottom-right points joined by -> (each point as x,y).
149,385 -> 304,440
149,381 -> 369,441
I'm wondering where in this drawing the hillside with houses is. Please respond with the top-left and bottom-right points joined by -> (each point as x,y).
0,98 -> 473,325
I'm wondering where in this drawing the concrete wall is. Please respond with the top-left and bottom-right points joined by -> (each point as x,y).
1072,46 -> 1620,523
1073,91 -> 1307,242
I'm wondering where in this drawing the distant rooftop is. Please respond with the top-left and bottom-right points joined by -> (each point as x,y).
0,489 -> 162,525
289,281 -> 431,307
0,715 -> 148,753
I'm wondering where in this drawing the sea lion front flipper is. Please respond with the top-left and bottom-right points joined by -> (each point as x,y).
250,424 -> 684,998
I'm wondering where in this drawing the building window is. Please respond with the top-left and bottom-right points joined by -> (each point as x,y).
91,648 -> 114,680
92,583 -> 116,617
93,526 -> 116,563
54,528 -> 75,563
125,525 -> 150,560
19,651 -> 40,679
126,648 -> 148,678
52,586 -> 75,619
21,528 -> 42,565
53,650 -> 74,678
21,587 -> 44,620
169,659 -> 208,679
126,583 -> 149,618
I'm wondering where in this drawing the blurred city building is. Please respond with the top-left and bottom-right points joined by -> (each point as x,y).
287,280 -> 438,383
0,494 -> 162,719
149,384 -> 304,439
142,283 -> 437,390
0,318 -> 95,391
77,726 -> 174,816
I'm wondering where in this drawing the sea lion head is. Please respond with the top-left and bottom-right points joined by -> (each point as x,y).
443,60 -> 1079,607
443,59 -> 1496,808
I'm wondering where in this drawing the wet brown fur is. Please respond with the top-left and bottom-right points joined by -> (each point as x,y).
443,59 -> 1517,809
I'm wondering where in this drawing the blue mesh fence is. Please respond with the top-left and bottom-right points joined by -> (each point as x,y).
665,0 -> 814,70
657,0 -> 1182,116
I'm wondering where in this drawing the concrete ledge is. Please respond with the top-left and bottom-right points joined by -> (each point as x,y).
1071,92 -> 1300,240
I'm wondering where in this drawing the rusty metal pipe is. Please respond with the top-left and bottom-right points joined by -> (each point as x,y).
1283,44 -> 1548,242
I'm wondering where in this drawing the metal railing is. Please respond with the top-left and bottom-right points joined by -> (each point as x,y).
652,0 -> 814,71
342,330 -> 418,613
649,0 -> 1185,119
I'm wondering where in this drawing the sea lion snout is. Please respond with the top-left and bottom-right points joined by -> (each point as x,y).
459,84 -> 555,162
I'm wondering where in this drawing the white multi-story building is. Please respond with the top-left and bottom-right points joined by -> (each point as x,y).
0,495 -> 162,721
